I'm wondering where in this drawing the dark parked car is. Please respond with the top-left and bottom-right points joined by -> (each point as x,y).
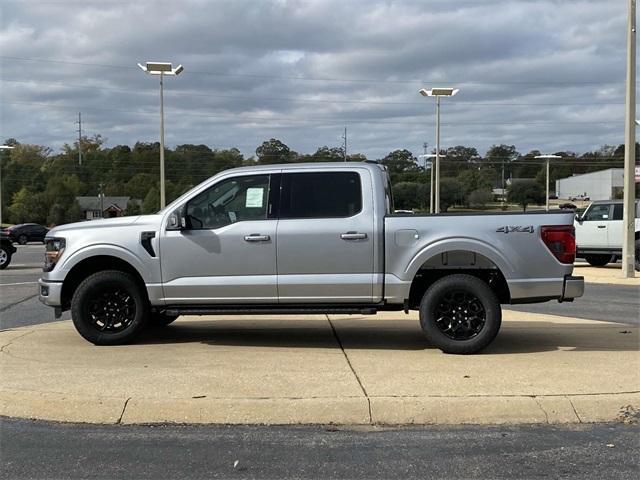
5,223 -> 49,245
0,230 -> 17,269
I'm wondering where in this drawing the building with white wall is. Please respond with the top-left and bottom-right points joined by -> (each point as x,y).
555,168 -> 623,200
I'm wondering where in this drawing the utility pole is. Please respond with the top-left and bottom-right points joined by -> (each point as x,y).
342,126 -> 347,161
99,183 -> 105,218
622,0 -> 636,277
76,112 -> 82,166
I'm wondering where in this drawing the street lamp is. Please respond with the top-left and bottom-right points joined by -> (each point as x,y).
535,154 -> 562,211
138,61 -> 184,209
419,87 -> 459,213
0,145 -> 15,228
418,153 -> 438,213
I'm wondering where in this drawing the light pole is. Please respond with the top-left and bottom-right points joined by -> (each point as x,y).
0,145 -> 14,228
138,62 -> 184,209
418,153 -> 438,213
419,87 -> 459,213
535,154 -> 561,211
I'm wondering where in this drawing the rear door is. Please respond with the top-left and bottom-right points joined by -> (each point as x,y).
607,204 -> 624,247
276,169 -> 375,303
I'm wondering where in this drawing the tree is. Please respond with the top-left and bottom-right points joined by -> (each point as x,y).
468,189 -> 493,209
392,182 -> 429,210
306,146 -> 344,163
380,149 -> 418,175
507,180 -> 545,211
256,139 -> 293,164
439,178 -> 463,212
9,188 -> 48,224
142,187 -> 160,214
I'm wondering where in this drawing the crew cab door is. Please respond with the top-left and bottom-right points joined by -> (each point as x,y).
276,169 -> 375,303
159,173 -> 279,304
576,203 -> 611,248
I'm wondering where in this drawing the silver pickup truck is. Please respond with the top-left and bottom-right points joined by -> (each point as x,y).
39,162 -> 584,354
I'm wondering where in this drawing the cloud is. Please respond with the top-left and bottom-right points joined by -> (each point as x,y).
0,0 -> 630,159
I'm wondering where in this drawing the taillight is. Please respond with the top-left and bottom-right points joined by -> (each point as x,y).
540,226 -> 576,264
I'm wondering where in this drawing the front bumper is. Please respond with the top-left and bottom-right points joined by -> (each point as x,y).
38,278 -> 63,307
562,275 -> 584,301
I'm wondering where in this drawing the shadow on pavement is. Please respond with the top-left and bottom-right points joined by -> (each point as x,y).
136,318 -> 638,354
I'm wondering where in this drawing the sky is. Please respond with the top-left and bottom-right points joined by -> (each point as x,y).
0,0 -> 634,159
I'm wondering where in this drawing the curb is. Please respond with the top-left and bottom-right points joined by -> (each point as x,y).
2,390 -> 638,425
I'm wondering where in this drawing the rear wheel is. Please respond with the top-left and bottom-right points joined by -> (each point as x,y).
0,246 -> 11,270
584,254 -> 613,267
17,234 -> 28,245
635,240 -> 640,272
71,270 -> 149,345
419,274 -> 501,354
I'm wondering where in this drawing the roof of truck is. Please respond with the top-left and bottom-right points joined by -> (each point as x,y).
222,161 -> 387,175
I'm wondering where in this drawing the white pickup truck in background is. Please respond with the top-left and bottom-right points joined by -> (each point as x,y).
574,199 -> 640,270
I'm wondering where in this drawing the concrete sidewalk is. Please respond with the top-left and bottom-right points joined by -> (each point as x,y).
575,262 -> 640,286
1,311 -> 638,425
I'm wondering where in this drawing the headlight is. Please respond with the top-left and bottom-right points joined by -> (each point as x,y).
44,237 -> 66,272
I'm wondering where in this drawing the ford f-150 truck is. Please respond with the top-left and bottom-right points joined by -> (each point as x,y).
39,162 -> 584,354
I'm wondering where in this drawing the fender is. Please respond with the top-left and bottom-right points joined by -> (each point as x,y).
58,243 -> 160,284
403,236 -> 516,282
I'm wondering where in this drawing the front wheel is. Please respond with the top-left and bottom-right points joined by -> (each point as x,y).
419,274 -> 501,354
71,270 -> 149,345
0,246 -> 12,270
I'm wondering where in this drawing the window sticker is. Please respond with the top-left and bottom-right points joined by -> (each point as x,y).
246,188 -> 264,208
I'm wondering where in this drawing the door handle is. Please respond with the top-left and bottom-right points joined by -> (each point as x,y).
341,232 -> 367,240
244,234 -> 270,242
597,225 -> 606,229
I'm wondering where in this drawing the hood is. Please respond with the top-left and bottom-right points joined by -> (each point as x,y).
47,215 -> 162,236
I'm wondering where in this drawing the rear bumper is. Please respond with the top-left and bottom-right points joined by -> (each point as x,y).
562,275 -> 584,301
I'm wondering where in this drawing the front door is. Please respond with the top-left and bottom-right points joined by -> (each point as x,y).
160,173 -> 279,304
276,169 -> 375,303
576,203 -> 611,249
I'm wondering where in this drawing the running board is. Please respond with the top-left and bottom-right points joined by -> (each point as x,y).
162,305 -> 379,316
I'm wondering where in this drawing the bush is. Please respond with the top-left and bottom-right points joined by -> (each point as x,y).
468,189 -> 493,209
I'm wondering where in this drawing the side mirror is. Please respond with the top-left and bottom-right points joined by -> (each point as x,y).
167,206 -> 187,230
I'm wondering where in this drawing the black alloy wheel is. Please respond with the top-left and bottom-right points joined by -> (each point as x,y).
419,274 -> 502,354
433,290 -> 486,341
71,270 -> 149,345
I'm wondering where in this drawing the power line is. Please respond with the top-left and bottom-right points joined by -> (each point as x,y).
0,55 -> 631,86
1,101 -> 624,127
0,78 -> 627,106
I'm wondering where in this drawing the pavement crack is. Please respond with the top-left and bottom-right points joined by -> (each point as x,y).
0,331 -> 34,353
533,397 -> 550,424
567,397 -> 583,423
117,397 -> 131,424
326,315 -> 372,424
0,294 -> 39,314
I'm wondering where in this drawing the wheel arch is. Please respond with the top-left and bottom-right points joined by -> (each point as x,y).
61,255 -> 148,310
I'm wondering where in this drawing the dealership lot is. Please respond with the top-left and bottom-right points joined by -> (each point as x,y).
1,245 -> 638,426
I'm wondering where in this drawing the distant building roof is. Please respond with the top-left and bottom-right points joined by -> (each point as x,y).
76,196 -> 132,211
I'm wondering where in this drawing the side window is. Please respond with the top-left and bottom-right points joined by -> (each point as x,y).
612,204 -> 623,221
186,174 -> 270,229
280,172 -> 362,219
583,204 -> 611,221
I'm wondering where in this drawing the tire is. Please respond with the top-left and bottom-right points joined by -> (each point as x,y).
635,240 -> 640,272
584,254 -> 612,267
0,247 -> 11,270
71,270 -> 149,345
17,234 -> 28,245
419,274 -> 502,354
150,312 -> 179,327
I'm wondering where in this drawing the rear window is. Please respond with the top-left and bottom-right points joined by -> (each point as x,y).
280,172 -> 362,219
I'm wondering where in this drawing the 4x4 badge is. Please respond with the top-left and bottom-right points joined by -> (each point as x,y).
496,225 -> 534,234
